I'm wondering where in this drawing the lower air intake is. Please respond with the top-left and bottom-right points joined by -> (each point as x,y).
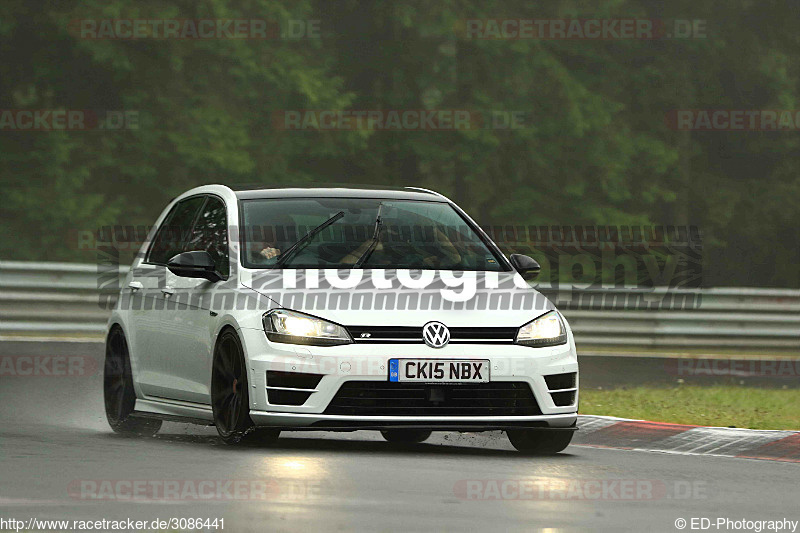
544,372 -> 577,390
324,381 -> 542,416
550,391 -> 576,407
266,371 -> 323,406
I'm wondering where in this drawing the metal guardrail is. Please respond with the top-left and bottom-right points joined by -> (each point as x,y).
1,261 -> 798,352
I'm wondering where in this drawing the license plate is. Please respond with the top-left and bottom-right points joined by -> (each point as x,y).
389,359 -> 490,383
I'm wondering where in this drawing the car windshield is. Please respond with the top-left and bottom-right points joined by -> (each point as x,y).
240,198 -> 505,271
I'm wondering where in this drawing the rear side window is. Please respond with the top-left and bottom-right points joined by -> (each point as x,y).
185,196 -> 229,277
147,196 -> 206,265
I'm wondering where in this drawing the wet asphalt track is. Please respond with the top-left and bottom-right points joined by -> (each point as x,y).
0,341 -> 798,532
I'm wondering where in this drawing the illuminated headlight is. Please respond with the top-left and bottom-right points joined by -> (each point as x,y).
263,309 -> 352,346
515,311 -> 567,347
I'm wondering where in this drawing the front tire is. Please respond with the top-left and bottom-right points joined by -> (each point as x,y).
104,327 -> 161,436
507,429 -> 573,454
380,429 -> 432,444
211,329 -> 258,444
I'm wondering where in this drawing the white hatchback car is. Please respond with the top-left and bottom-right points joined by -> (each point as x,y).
105,184 -> 579,453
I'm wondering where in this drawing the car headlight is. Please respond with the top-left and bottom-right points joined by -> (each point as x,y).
263,309 -> 352,346
514,311 -> 567,347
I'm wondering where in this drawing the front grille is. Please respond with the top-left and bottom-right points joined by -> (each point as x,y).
346,326 -> 517,344
324,381 -> 542,416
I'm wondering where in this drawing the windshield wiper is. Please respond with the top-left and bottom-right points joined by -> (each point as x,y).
353,203 -> 384,268
274,211 -> 345,268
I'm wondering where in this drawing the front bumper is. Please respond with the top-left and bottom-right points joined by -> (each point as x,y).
248,411 -> 577,431
238,327 -> 579,430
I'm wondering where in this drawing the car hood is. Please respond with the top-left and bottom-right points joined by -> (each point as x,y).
240,268 -> 555,328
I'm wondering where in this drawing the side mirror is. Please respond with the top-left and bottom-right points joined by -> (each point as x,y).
509,254 -> 541,281
167,251 -> 222,282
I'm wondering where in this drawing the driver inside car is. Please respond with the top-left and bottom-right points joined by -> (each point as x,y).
248,208 -> 465,268
340,222 -> 463,267
248,215 -> 297,265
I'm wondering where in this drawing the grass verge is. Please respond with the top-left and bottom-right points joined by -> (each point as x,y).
579,386 -> 800,430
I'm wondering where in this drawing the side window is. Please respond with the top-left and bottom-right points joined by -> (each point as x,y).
186,196 -> 229,277
147,196 -> 206,265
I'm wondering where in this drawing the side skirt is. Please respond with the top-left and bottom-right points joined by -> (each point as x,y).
133,397 -> 214,426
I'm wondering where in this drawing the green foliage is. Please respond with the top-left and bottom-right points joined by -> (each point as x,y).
0,0 -> 798,286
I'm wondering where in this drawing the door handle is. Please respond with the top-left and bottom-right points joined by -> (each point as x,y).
128,281 -> 143,292
161,287 -> 175,296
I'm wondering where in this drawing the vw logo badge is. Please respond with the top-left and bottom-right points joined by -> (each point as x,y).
422,321 -> 450,349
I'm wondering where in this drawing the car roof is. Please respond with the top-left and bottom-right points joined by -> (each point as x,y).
232,185 -> 448,202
